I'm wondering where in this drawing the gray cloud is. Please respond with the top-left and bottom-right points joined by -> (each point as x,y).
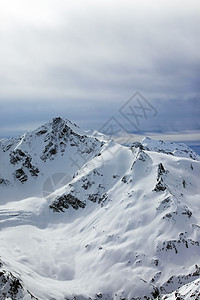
1,96 -> 199,140
0,0 -> 200,140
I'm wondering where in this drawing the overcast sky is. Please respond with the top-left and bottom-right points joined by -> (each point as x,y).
0,0 -> 200,143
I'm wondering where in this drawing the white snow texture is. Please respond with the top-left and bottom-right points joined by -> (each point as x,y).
0,117 -> 200,299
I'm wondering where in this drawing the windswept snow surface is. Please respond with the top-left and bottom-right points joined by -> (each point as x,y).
0,118 -> 200,299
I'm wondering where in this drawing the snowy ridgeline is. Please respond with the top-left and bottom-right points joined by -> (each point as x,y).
0,117 -> 200,300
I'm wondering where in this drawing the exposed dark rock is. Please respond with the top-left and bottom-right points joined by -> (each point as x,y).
2,142 -> 13,152
131,142 -> 144,150
23,157 -> 32,168
38,118 -> 103,163
9,149 -> 39,180
82,179 -> 94,190
160,266 -> 200,294
182,179 -> 186,188
182,206 -> 192,218
96,293 -> 103,298
50,194 -> 86,212
35,128 -> 48,136
156,197 -> 171,211
0,271 -> 23,299
138,152 -> 147,162
22,157 -> 39,177
29,166 -> 40,177
153,179 -> 166,192
0,269 -> 38,299
157,163 -> 166,177
157,233 -> 199,255
10,149 -> 26,165
88,193 -> 99,203
112,175 -> 119,179
151,287 -> 160,299
14,168 -> 28,183
153,163 -> 169,192
154,259 -> 159,266
60,142 -> 66,153
98,193 -> 108,206
193,264 -> 200,276
0,178 -> 11,185
122,175 -> 127,183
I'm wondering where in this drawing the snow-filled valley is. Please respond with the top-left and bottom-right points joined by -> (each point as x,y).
0,117 -> 200,299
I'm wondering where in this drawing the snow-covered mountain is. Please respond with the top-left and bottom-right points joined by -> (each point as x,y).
0,117 -> 200,299
0,117 -> 104,201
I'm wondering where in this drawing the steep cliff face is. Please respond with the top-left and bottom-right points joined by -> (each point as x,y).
0,118 -> 199,299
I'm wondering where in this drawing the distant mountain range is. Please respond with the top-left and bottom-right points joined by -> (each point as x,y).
0,117 -> 200,299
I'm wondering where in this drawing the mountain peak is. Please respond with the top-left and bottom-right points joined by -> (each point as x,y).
34,117 -> 83,138
0,117 -> 104,194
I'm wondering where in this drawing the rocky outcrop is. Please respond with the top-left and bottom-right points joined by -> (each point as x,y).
153,163 -> 168,192
49,194 -> 86,212
0,260 -> 37,300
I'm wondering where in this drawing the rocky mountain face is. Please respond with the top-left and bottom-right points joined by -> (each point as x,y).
0,259 -> 37,300
0,118 -> 199,299
0,117 -> 104,200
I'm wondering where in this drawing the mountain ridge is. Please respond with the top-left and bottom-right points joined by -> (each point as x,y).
0,117 -> 200,299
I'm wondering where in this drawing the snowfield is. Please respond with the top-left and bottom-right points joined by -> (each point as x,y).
0,117 -> 200,299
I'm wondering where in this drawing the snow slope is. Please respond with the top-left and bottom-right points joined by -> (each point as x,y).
0,118 -> 200,299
